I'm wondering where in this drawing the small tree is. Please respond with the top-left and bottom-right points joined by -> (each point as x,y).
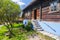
0,0 -> 21,38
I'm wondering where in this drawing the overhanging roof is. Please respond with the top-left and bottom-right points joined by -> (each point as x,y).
22,0 -> 54,11
22,0 -> 37,11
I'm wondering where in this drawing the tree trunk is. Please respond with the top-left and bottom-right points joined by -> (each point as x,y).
4,23 -> 15,38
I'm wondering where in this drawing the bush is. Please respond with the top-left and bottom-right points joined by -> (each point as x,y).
19,23 -> 25,28
13,23 -> 24,28
25,21 -> 33,31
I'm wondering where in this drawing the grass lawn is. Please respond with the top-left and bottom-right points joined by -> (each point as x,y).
0,23 -> 34,40
0,23 -> 56,40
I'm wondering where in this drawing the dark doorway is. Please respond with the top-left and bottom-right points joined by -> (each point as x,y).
34,9 -> 37,19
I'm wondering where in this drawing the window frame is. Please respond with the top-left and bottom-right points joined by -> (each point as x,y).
49,1 -> 59,13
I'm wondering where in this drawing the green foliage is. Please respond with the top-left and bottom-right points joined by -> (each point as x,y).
25,21 -> 33,31
13,23 -> 21,28
0,23 -> 55,40
10,28 -> 28,40
0,26 -> 9,40
12,23 -> 24,28
0,26 -> 8,34
13,34 -> 27,40
0,29 -> 27,40
0,22 -> 34,40
0,0 -> 21,24
0,0 -> 21,38
12,21 -> 32,31
0,23 -> 28,40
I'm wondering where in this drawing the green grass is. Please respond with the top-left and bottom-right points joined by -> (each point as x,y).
0,26 -> 9,40
0,26 -> 8,34
13,23 -> 24,28
0,27 -> 27,40
0,23 -> 33,40
0,23 -> 24,34
0,23 -> 56,40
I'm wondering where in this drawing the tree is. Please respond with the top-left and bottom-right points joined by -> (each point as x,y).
0,0 -> 21,38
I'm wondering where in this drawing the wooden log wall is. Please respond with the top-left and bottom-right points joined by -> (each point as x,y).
42,4 -> 60,21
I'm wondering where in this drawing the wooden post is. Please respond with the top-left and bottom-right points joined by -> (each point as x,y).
40,1 -> 42,21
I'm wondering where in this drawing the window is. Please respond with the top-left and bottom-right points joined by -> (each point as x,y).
50,2 -> 58,11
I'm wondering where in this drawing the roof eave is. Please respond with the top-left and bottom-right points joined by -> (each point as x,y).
22,0 -> 37,11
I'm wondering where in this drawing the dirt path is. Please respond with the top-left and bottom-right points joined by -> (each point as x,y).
28,34 -> 45,40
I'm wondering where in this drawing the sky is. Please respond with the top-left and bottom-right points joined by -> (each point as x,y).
11,0 -> 32,10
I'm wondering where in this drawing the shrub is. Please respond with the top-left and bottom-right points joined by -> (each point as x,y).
13,23 -> 24,28
19,23 -> 25,28
25,21 -> 33,31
